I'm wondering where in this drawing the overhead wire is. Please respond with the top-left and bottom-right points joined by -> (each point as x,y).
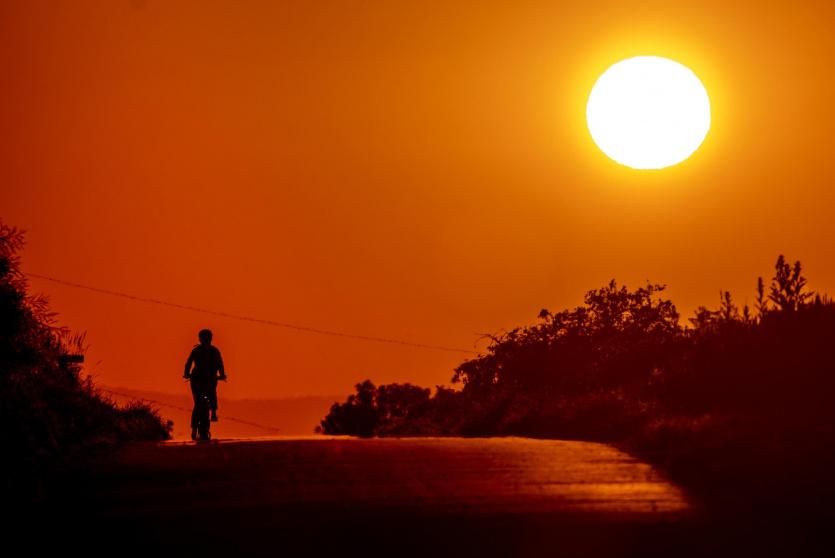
27,272 -> 479,355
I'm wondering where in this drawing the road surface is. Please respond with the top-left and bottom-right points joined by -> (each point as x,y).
35,437 -> 698,557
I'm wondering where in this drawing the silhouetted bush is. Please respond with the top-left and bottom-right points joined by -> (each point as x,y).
317,380 -> 380,437
322,280 -> 682,440
321,255 -> 835,516
0,221 -> 170,499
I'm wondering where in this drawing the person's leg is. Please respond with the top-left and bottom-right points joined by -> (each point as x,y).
190,380 -> 200,436
209,377 -> 219,420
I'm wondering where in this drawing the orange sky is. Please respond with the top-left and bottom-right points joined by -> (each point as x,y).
3,1 -> 835,399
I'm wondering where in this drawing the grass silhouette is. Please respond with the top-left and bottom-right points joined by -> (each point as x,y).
0,221 -> 170,500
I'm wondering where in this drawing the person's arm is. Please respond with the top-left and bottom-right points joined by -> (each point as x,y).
184,349 -> 195,379
217,348 -> 227,380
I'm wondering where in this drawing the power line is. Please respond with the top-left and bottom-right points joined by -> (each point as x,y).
100,387 -> 283,434
27,272 -> 478,354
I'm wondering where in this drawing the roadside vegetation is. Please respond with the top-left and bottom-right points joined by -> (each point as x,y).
321,255 -> 835,518
0,221 -> 170,500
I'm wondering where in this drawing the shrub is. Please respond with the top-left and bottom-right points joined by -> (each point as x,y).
0,221 -> 170,498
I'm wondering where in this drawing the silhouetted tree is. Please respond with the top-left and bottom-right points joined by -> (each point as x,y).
718,291 -> 738,322
768,255 -> 813,312
376,383 -> 430,424
318,380 -> 380,437
453,281 -> 680,399
755,276 -> 768,317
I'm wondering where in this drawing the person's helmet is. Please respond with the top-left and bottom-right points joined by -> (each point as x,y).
198,329 -> 213,343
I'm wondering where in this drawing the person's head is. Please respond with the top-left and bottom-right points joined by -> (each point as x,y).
198,329 -> 213,345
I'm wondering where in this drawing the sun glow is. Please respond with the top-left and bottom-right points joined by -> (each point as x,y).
586,56 -> 711,170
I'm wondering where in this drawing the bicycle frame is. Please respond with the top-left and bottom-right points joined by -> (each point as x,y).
191,387 -> 213,441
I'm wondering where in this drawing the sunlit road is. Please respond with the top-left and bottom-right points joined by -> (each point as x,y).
43,437 -> 697,557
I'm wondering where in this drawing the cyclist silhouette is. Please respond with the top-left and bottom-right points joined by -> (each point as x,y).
183,329 -> 227,440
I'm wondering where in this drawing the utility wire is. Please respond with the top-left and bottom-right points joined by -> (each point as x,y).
27,272 -> 478,354
100,387 -> 283,434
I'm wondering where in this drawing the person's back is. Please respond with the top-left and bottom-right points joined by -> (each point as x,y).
187,343 -> 224,382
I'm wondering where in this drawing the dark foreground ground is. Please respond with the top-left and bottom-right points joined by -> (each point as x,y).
15,437 -> 831,557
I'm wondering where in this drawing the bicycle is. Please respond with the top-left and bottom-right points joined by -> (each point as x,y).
191,386 -> 213,441
185,373 -> 227,441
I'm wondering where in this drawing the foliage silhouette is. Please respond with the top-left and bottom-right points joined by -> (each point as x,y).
0,221 -> 170,499
321,255 -> 835,517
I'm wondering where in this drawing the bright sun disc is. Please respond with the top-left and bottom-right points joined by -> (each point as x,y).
586,56 -> 711,170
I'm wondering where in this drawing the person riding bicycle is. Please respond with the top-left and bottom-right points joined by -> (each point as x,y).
183,329 -> 227,439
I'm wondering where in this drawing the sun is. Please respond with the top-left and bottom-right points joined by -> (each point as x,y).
586,56 -> 711,170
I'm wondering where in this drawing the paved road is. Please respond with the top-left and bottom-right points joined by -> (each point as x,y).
38,437 -> 698,557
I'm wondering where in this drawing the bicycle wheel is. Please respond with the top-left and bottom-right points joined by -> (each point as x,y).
197,394 -> 211,441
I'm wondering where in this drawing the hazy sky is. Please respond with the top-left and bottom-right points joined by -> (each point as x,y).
3,1 -> 835,398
